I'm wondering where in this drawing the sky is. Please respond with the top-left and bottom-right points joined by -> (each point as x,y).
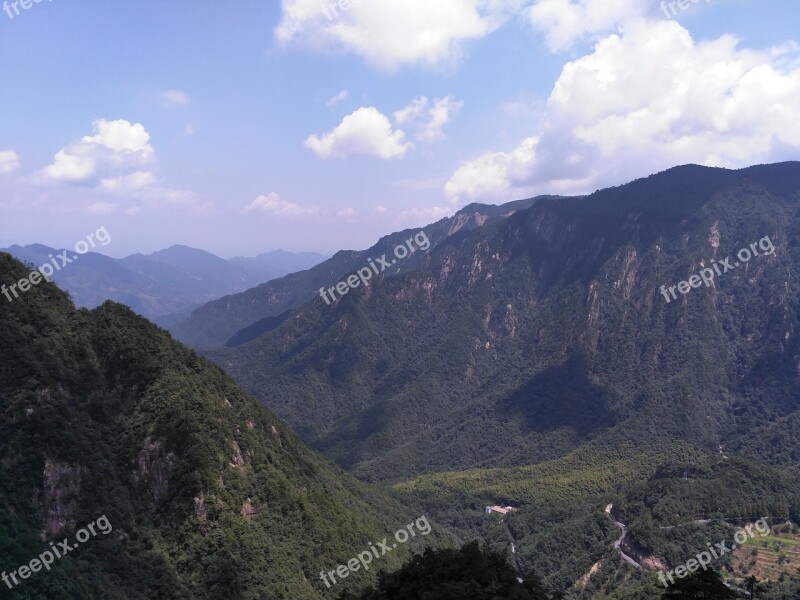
0,0 -> 798,257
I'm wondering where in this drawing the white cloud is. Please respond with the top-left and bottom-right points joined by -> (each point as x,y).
276,0 -> 525,71
446,19 -> 800,204
394,95 -> 464,143
43,119 -> 154,184
305,107 -> 412,159
398,206 -> 454,224
161,89 -> 192,106
394,97 -> 429,124
244,192 -> 321,217
99,171 -> 157,192
81,119 -> 154,157
446,137 -> 538,203
0,150 -> 20,174
45,150 -> 96,182
185,122 -> 197,135
326,89 -> 350,107
526,0 -> 653,52
36,119 -> 205,212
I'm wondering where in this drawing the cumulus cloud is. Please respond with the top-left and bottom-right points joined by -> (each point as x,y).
276,0 -> 662,69
526,0 -> 653,52
305,107 -> 412,159
161,89 -> 191,106
446,137 -> 538,203
43,119 -> 154,184
0,150 -> 20,175
80,119 -> 154,157
276,0 -> 525,71
326,89 -> 350,107
45,151 -> 97,182
398,206 -> 454,224
36,119 -> 205,212
244,192 -> 321,217
100,171 -> 157,193
446,19 -> 800,204
394,95 -> 464,143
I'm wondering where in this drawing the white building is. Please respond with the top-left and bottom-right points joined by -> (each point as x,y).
485,505 -> 517,515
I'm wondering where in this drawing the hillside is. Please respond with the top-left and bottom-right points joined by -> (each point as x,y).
168,197 -> 555,348
198,163 -> 800,596
208,162 -> 800,482
0,252 -> 430,599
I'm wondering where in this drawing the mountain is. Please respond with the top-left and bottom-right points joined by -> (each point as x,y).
168,197 -> 557,348
199,163 -> 800,594
230,249 -> 331,281
1,244 -> 326,324
207,162 -> 800,481
0,252 -> 432,599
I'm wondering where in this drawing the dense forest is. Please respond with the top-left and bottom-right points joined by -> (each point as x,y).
0,252 -> 441,599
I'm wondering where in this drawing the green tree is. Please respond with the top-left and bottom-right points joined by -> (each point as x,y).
339,541 -> 560,600
661,569 -> 735,600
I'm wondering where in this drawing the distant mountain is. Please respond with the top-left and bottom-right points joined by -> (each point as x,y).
0,252 -> 428,599
1,244 -> 326,324
169,197 -> 557,347
230,249 -> 330,281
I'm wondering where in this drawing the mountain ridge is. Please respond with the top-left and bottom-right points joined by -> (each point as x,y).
0,252 -> 433,599
205,161 -> 800,481
1,243 -> 327,324
169,196 -> 563,348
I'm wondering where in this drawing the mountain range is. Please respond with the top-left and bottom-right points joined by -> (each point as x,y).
0,244 -> 326,324
3,163 -> 800,598
168,198 -> 556,348
193,162 -> 800,595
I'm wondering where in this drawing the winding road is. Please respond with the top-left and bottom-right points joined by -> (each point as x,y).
606,503 -> 641,568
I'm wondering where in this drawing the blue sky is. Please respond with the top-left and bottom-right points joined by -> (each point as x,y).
0,0 -> 798,257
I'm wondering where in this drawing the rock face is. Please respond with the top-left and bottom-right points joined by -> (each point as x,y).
241,498 -> 261,520
42,458 -> 82,538
135,437 -> 176,504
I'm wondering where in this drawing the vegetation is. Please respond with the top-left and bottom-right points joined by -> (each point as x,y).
337,541 -> 562,600
0,252 -> 436,599
210,163 -> 800,484
197,163 -> 800,597
660,569 -> 735,599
